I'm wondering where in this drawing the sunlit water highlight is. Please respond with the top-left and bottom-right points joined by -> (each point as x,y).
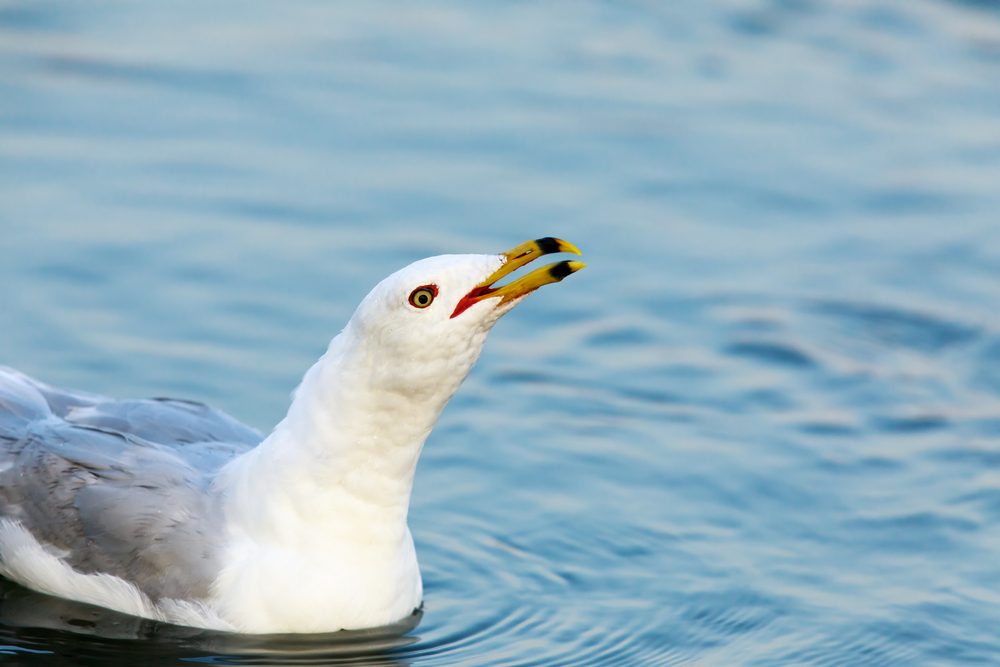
3,0 -> 1000,664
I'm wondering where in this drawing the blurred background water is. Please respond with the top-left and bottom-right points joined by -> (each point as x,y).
2,0 -> 1000,664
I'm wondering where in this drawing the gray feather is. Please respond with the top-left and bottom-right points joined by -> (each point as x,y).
0,367 -> 261,601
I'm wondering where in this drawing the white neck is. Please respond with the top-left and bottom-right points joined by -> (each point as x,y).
227,324 -> 454,533
208,320 -> 484,632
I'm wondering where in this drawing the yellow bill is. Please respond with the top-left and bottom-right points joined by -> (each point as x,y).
451,237 -> 586,318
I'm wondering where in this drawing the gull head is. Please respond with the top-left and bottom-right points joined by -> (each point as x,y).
343,238 -> 585,396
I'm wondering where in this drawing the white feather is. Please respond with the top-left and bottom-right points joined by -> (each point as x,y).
0,519 -> 232,630
0,252 -> 514,633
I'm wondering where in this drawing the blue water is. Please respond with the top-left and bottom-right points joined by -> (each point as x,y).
3,0 -> 1000,664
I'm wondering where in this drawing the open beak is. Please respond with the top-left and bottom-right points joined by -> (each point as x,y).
451,237 -> 586,318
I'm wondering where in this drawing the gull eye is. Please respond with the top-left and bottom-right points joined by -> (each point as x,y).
408,285 -> 437,309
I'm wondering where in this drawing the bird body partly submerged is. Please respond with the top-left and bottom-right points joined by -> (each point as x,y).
0,240 -> 583,633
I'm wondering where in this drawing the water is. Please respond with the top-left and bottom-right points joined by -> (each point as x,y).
2,0 -> 1000,664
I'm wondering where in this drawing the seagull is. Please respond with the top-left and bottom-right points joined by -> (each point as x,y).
0,238 -> 584,634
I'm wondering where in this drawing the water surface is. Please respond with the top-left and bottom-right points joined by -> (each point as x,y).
3,0 -> 1000,664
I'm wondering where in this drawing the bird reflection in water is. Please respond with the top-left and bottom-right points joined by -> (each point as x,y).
0,575 -> 421,665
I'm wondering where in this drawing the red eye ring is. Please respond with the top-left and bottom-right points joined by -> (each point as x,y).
408,284 -> 438,309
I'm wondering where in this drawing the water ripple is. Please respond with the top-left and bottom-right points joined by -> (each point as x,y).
4,0 -> 1000,663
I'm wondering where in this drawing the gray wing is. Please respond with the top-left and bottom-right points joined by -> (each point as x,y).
0,367 -> 262,600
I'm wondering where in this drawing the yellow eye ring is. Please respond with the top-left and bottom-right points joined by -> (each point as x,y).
408,285 -> 437,309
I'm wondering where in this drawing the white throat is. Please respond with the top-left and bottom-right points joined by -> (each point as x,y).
209,318 -> 488,632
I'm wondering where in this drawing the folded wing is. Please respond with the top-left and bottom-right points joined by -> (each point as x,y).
0,367 -> 261,600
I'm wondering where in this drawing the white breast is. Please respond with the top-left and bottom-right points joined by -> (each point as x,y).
210,524 -> 422,633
